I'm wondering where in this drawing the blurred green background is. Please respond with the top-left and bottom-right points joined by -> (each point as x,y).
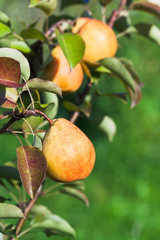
0,0 -> 160,240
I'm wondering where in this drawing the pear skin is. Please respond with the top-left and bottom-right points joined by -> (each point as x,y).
42,118 -> 96,182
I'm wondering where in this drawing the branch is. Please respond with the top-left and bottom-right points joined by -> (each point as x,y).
16,186 -> 42,236
0,109 -> 53,134
45,19 -> 74,38
108,0 -> 127,28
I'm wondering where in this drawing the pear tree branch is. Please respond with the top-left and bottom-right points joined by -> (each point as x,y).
108,0 -> 127,28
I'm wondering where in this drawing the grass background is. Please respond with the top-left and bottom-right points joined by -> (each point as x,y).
0,0 -> 160,240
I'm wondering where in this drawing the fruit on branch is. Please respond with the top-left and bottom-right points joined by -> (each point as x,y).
72,17 -> 118,61
42,118 -> 96,182
42,46 -> 84,92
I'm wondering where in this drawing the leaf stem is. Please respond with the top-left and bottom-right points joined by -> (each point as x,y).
35,109 -> 54,125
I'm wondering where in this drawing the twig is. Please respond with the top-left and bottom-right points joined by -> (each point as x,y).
0,109 -> 53,134
108,0 -> 127,28
45,19 -> 74,37
16,186 -> 42,236
35,109 -> 54,125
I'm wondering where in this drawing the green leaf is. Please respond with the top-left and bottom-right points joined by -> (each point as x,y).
22,115 -> 43,138
100,57 -> 135,92
0,196 -> 9,203
0,203 -> 24,219
0,87 -> 18,109
63,101 -> 79,112
30,205 -> 76,238
131,1 -> 160,18
0,166 -> 20,181
0,224 -> 16,237
25,78 -> 62,97
31,213 -> 76,238
60,187 -> 89,206
40,92 -> 59,122
119,58 -> 141,84
98,0 -> 112,6
114,10 -> 131,33
34,102 -> 55,120
0,48 -> 30,81
21,28 -> 46,42
96,90 -> 128,104
134,23 -> 160,46
0,22 -> 11,38
55,29 -> 85,70
29,0 -> 57,16
98,116 -> 117,142
0,11 -> 10,25
16,146 -> 47,198
33,135 -> 42,150
10,40 -> 31,54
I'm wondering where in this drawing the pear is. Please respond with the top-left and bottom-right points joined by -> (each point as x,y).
42,118 -> 96,182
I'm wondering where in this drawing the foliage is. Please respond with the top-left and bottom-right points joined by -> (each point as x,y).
0,0 -> 159,239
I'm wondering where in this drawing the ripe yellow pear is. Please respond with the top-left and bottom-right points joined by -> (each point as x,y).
72,17 -> 118,61
42,46 -> 84,92
42,118 -> 96,182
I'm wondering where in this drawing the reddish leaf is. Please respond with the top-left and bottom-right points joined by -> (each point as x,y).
131,2 -> 160,18
0,57 -> 25,88
16,146 -> 47,199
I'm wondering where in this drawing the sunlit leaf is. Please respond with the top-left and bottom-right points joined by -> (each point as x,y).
16,146 -> 47,198
55,28 -> 85,70
100,57 -> 135,91
134,23 -> 160,46
98,116 -> 117,142
0,203 -> 24,219
25,78 -> 62,97
0,87 -> 18,109
21,28 -> 46,42
40,92 -> 59,125
81,61 -> 92,78
131,1 -> 160,18
10,41 -> 31,54
34,102 -> 55,120
0,11 -> 10,25
31,212 -> 76,238
22,115 -> 43,138
60,187 -> 89,206
0,22 -> 11,38
0,48 -> 30,81
33,135 -> 42,150
29,0 -> 57,16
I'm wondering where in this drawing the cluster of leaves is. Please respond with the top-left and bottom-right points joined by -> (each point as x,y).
0,0 -> 160,239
